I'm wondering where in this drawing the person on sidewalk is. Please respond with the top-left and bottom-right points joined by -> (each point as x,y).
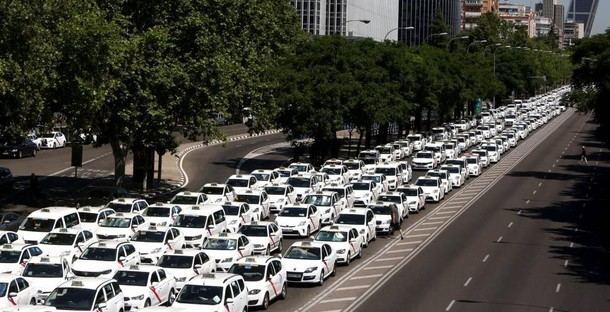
391,204 -> 403,240
581,145 -> 588,165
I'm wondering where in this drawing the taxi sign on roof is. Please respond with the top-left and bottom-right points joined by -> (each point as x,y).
82,208 -> 91,211
2,245 -> 12,249
71,281 -> 84,287
129,265 -> 140,270
118,199 -> 125,202
41,257 -> 50,262
245,257 -> 257,262
59,228 -> 69,233
200,273 -> 215,278
301,241 -> 311,246
219,233 -> 228,237
41,208 -> 51,212
174,250 -> 184,254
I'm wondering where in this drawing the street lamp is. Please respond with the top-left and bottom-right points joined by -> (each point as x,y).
384,26 -> 415,41
426,32 -> 449,42
467,39 -> 488,53
446,35 -> 470,51
342,19 -> 371,37
486,44 -> 512,108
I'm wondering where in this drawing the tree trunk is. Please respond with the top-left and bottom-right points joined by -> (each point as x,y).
133,146 -> 155,192
365,124 -> 372,148
356,127 -> 364,155
157,151 -> 164,185
110,138 -> 127,187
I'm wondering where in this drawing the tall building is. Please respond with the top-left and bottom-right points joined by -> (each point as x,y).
290,0 -> 399,41
462,0 -> 498,31
566,0 -> 599,37
563,21 -> 585,47
535,16 -> 553,37
554,4 -> 565,46
498,2 -> 536,38
399,0 -> 461,46
542,0 -> 558,19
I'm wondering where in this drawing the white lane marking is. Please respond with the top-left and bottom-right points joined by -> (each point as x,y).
518,210 -> 522,215
414,227 -> 437,231
548,169 -> 552,172
482,254 -> 490,262
363,265 -> 393,271
564,260 -> 569,267
556,283 -> 561,293
46,151 -> 113,178
407,234 -> 431,238
436,210 -> 457,215
336,285 -> 370,291
497,236 -> 503,243
374,257 -> 403,262
552,164 -> 556,168
396,240 -> 422,246
464,277 -> 472,287
549,307 -> 554,312
350,274 -> 383,280
525,199 -> 530,204
428,216 -> 451,220
538,182 -> 542,187
508,222 -> 513,228
386,248 -> 414,254
446,300 -> 456,311
533,190 -> 537,195
422,221 -> 444,226
570,242 -> 574,248
320,297 -> 357,304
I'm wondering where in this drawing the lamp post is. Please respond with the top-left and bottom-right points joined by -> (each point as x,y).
425,32 -> 449,43
384,26 -> 415,41
446,35 -> 470,51
488,44 -> 511,108
342,19 -> 371,36
466,39 -> 488,53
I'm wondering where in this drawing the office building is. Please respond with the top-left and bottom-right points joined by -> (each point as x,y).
290,0 -> 399,41
535,16 -> 553,37
498,2 -> 536,38
462,0 -> 498,31
399,0 -> 462,46
566,0 -> 598,37
563,21 -> 584,47
554,4 -> 565,46
542,0 -> 558,19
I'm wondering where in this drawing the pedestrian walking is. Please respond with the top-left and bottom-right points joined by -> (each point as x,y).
390,204 -> 403,240
580,145 -> 588,165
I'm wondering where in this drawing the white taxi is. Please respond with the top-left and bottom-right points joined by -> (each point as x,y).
396,186 -> 426,212
250,169 -> 279,187
282,241 -> 337,286
302,192 -> 344,226
140,203 -> 181,227
18,207 -> 81,245
264,184 -> 296,214
130,226 -> 184,264
238,222 -> 283,255
226,175 -> 260,193
0,273 -> 37,309
171,206 -> 227,248
201,233 -> 254,272
414,176 -> 444,202
0,244 -> 44,275
313,225 -> 363,265
350,181 -> 379,202
106,198 -> 148,214
22,256 -> 72,304
221,202 -> 255,233
156,250 -> 214,290
228,256 -> 287,310
426,169 -> 453,194
234,190 -> 271,220
368,202 -> 396,234
275,205 -> 321,238
113,265 -> 176,309
77,206 -> 115,232
38,228 -> 97,261
169,191 -> 209,210
465,154 -> 482,176
41,278 -> 124,312
71,240 -> 139,278
96,213 -> 148,240
440,164 -> 466,188
335,208 -> 376,246
199,183 -> 235,204
171,273 -> 248,312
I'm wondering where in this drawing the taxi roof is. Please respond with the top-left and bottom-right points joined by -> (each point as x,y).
90,240 -> 129,249
186,273 -> 240,287
319,225 -> 353,233
339,208 -> 369,216
109,198 -> 141,204
78,206 -> 111,213
208,232 -> 243,240
28,255 -> 66,264
165,249 -> 204,257
1,243 -> 31,251
109,212 -> 138,218
290,241 -> 325,248
174,191 -> 204,197
234,255 -> 280,266
119,265 -> 161,273
58,277 -> 113,290
29,207 -> 78,218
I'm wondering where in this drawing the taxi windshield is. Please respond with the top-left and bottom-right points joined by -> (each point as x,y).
252,173 -> 270,182
0,250 -> 21,263
264,187 -> 286,195
287,177 -> 310,188
170,196 -> 198,205
176,285 -> 223,305
45,287 -> 96,310
107,203 -> 133,213
377,195 -> 401,203
227,179 -> 249,188
323,188 -> 345,198
321,168 -> 342,175
142,207 -> 170,217
173,215 -> 207,228
284,246 -> 321,260
336,214 -> 365,225
315,231 -> 347,242
398,188 -> 418,196
131,231 -> 165,242
362,175 -> 381,183
303,195 -> 331,206
23,263 -> 63,278
443,166 -> 460,173
466,158 -> 478,164
374,167 -> 396,176
229,264 -> 266,281
113,271 -> 149,286
157,255 -> 193,269
289,165 -> 308,172
80,247 -> 116,261
415,179 -> 438,187
100,217 -> 131,228
40,233 -> 76,246
415,152 -> 433,159
201,187 -> 224,195
279,208 -> 307,217
222,206 -> 240,216
78,212 -> 98,223
202,238 -> 237,250
19,218 -> 55,232
371,206 -> 392,215
351,183 -> 370,191
235,195 -> 260,205
239,225 -> 267,237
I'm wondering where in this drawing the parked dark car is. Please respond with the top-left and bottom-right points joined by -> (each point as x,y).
0,138 -> 38,158
0,212 -> 25,231
0,167 -> 13,191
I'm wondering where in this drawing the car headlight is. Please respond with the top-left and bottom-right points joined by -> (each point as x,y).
359,229 -> 365,234
384,220 -> 392,224
100,269 -> 112,275
304,266 -> 318,273
253,244 -> 264,248
215,198 -> 223,203
11,149 -> 18,152
408,201 -> 416,205
433,189 -> 439,193
324,209 -> 331,214
131,294 -> 145,300
221,257 -> 233,263
116,234 -> 126,238
336,249 -> 346,254
175,277 -> 187,282
151,248 -> 162,254
188,235 -> 202,240
298,221 -> 306,226
230,220 -> 238,225
249,289 -> 261,295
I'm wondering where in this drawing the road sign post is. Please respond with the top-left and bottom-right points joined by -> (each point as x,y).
71,144 -> 83,178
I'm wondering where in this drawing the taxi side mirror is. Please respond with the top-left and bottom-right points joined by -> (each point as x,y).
8,292 -> 17,298
118,256 -> 126,262
97,303 -> 107,309
238,246 -> 246,251
194,264 -> 203,269
225,298 -> 234,304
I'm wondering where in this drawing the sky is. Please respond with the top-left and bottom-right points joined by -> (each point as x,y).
523,0 -> 609,35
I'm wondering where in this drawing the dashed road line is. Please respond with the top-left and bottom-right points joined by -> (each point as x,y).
386,248 -> 414,254
482,254 -> 490,262
497,236 -> 503,243
446,300 -> 456,311
464,277 -> 472,287
363,265 -> 393,271
336,285 -> 370,291
374,257 -> 403,262
556,283 -> 561,293
350,274 -> 383,280
508,222 -> 513,228
320,297 -> 357,304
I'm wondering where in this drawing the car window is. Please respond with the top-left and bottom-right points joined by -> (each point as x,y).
20,250 -> 31,263
103,283 -> 115,299
16,278 -> 28,291
321,246 -> 328,258
272,260 -> 282,273
230,281 -> 240,296
64,213 -> 80,228
214,210 -> 225,224
158,269 -> 166,280
94,289 -> 106,304
8,281 -> 17,294
237,279 -> 245,292
84,231 -> 94,240
75,233 -> 86,244
171,229 -> 180,238
124,244 -> 136,255
266,263 -> 276,279
54,218 -> 65,229
199,253 -> 210,263
224,286 -> 233,299
111,282 -> 122,295
30,247 -> 43,257
150,272 -> 160,283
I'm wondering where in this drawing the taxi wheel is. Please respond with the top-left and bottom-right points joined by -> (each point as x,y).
165,289 -> 176,306
331,263 -> 336,276
144,299 -> 151,307
262,293 -> 270,310
318,272 -> 325,286
30,298 -> 36,305
265,246 -> 270,256
279,283 -> 287,300
357,247 -> 362,259
278,240 -> 283,253
345,253 -> 351,265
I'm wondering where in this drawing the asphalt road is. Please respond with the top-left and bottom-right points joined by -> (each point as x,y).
350,111 -> 610,312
